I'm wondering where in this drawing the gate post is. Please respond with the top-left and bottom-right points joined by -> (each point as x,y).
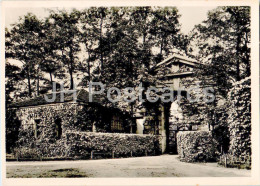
158,105 -> 167,154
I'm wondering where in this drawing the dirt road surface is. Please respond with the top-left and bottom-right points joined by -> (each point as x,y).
6,155 -> 250,178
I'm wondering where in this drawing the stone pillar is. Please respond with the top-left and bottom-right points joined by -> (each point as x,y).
136,118 -> 145,134
92,122 -> 96,132
159,105 -> 166,154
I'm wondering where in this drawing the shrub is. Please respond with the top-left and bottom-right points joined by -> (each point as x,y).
177,131 -> 219,162
14,147 -> 41,159
65,131 -> 160,158
14,131 -> 160,160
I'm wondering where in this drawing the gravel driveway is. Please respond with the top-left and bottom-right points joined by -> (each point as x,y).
6,155 -> 250,178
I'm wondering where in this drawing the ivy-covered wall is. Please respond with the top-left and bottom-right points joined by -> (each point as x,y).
15,102 -> 131,140
13,101 -> 133,152
219,77 -> 251,168
16,103 -> 84,143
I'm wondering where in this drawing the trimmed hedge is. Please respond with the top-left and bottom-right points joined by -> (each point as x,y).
177,131 -> 219,162
15,131 -> 160,160
65,131 -> 160,158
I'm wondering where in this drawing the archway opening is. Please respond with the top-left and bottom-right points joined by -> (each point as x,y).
166,100 -> 183,154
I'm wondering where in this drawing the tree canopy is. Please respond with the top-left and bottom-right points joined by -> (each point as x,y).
5,7 -> 187,107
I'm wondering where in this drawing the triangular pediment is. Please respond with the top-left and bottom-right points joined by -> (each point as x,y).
155,54 -> 198,69
154,54 -> 198,77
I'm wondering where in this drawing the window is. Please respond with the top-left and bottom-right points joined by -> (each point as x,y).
34,119 -> 41,138
55,118 -> 62,139
111,115 -> 123,132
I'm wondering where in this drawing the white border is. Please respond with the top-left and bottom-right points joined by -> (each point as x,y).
1,0 -> 259,185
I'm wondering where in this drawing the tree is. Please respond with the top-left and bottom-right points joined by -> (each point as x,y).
49,10 -> 81,89
182,6 -> 250,142
81,7 -> 110,76
38,18 -> 62,90
150,7 -> 182,62
6,13 -> 43,97
190,6 -> 250,97
129,7 -> 186,65
78,8 -> 102,85
5,62 -> 24,105
129,7 -> 154,70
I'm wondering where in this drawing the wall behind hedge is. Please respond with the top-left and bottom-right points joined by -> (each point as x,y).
177,131 -> 218,162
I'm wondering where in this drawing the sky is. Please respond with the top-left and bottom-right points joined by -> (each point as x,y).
5,6 -> 217,34
178,6 -> 217,34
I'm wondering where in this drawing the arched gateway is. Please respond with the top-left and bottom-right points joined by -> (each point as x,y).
134,54 -> 200,154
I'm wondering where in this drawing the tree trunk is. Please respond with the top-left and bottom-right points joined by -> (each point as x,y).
69,46 -> 74,90
49,72 -> 53,85
143,32 -> 150,70
86,49 -> 91,82
37,74 -> 40,96
130,103 -> 134,134
87,59 -> 91,82
245,31 -> 250,77
36,66 -> 40,96
143,32 -> 146,44
160,41 -> 163,56
27,69 -> 32,97
69,69 -> 74,90
100,16 -> 104,74
49,72 -> 53,91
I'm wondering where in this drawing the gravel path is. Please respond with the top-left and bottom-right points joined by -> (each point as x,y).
6,155 -> 250,178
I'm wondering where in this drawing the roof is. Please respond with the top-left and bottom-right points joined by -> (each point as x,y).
9,89 -> 102,108
155,54 -> 199,69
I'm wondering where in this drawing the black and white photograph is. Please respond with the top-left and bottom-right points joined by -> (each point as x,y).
1,0 -> 260,185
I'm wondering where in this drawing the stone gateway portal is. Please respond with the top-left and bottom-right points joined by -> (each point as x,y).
134,54 -> 203,154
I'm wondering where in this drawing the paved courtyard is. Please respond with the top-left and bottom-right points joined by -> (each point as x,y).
6,155 -> 250,178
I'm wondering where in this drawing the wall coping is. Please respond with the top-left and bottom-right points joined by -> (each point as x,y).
65,131 -> 158,137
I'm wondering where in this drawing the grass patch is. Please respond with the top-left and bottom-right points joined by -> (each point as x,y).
8,168 -> 89,178
40,168 -> 87,177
